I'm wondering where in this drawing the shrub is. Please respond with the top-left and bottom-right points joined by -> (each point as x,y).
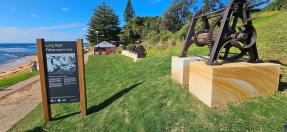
127,44 -> 132,50
117,47 -> 122,53
263,0 -> 287,11
145,30 -> 158,40
161,31 -> 173,42
149,34 -> 162,45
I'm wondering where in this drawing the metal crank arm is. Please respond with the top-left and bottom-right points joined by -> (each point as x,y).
179,40 -> 195,57
179,10 -> 202,57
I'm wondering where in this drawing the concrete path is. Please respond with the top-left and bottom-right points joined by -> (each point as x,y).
0,50 -> 92,132
0,75 -> 40,98
84,51 -> 93,64
0,82 -> 42,132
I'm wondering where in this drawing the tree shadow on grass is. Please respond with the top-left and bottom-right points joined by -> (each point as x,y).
52,112 -> 80,121
24,126 -> 44,132
87,81 -> 144,115
23,82 -> 144,131
266,60 -> 287,91
279,74 -> 287,91
50,81 -> 143,120
268,60 -> 287,67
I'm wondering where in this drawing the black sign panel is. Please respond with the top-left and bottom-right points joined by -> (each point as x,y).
42,41 -> 80,104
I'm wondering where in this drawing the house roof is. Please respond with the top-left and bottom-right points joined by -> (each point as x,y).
93,41 -> 116,47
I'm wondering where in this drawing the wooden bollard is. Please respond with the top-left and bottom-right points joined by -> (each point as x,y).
31,61 -> 37,71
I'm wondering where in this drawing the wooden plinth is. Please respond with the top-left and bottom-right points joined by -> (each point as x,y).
129,52 -> 135,58
121,50 -> 128,56
189,61 -> 280,107
171,56 -> 208,85
121,50 -> 143,62
121,50 -> 129,56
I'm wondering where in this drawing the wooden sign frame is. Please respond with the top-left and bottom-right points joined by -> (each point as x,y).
37,38 -> 87,122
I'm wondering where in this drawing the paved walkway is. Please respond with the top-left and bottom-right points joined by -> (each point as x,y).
0,51 -> 92,132
0,83 -> 42,132
0,75 -> 40,98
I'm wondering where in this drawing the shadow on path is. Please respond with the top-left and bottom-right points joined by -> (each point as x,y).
0,89 -> 12,92
87,81 -> 144,115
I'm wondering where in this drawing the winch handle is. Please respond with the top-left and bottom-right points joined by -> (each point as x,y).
247,0 -> 269,8
196,0 -> 269,19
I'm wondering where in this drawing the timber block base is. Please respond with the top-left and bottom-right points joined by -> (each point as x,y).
189,61 -> 280,107
134,55 -> 143,62
121,50 -> 143,62
121,50 -> 129,56
171,56 -> 208,85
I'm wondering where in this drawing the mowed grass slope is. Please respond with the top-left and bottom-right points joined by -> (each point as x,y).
10,11 -> 287,131
0,71 -> 39,90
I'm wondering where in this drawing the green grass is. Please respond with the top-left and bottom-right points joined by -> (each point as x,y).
9,11 -> 287,131
9,53 -> 287,131
0,71 -> 39,90
117,47 -> 123,53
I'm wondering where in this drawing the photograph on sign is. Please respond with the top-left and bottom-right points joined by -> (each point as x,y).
46,53 -> 77,74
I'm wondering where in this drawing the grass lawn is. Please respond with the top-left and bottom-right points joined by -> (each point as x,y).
0,71 -> 39,90
9,11 -> 287,131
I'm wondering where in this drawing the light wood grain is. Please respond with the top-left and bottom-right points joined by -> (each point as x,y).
36,38 -> 51,122
171,56 -> 208,85
121,50 -> 143,62
189,61 -> 280,107
133,54 -> 143,62
77,39 -> 87,116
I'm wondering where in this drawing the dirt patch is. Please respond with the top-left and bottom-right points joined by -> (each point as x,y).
0,80 -> 40,105
212,106 -> 229,114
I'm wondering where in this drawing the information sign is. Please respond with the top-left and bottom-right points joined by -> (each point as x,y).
37,38 -> 87,122
42,41 -> 80,104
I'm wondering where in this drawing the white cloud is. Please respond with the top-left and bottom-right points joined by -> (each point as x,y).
62,8 -> 69,10
31,14 -> 37,17
0,23 -> 87,43
0,27 -> 87,43
82,28 -> 88,31
39,22 -> 84,29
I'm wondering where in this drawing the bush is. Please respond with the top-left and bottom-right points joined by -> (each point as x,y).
145,30 -> 158,40
161,31 -> 173,42
263,0 -> 287,11
149,34 -> 162,45
117,47 -> 123,53
127,44 -> 132,50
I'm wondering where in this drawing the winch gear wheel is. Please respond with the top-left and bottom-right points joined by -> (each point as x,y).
207,15 -> 246,61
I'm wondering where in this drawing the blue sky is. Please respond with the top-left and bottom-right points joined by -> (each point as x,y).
0,0 -> 270,43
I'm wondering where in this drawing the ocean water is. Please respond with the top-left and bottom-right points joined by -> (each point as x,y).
0,43 -> 88,64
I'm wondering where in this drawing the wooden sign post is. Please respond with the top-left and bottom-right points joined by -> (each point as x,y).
77,39 -> 87,116
37,38 -> 87,122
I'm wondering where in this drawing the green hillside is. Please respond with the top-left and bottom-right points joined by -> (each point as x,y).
9,10 -> 287,131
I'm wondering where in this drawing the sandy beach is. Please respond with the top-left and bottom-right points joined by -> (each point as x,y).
0,55 -> 38,79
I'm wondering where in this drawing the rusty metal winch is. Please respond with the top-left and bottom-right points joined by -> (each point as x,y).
129,45 -> 137,53
180,0 -> 269,65
123,46 -> 127,50
136,45 -> 147,58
